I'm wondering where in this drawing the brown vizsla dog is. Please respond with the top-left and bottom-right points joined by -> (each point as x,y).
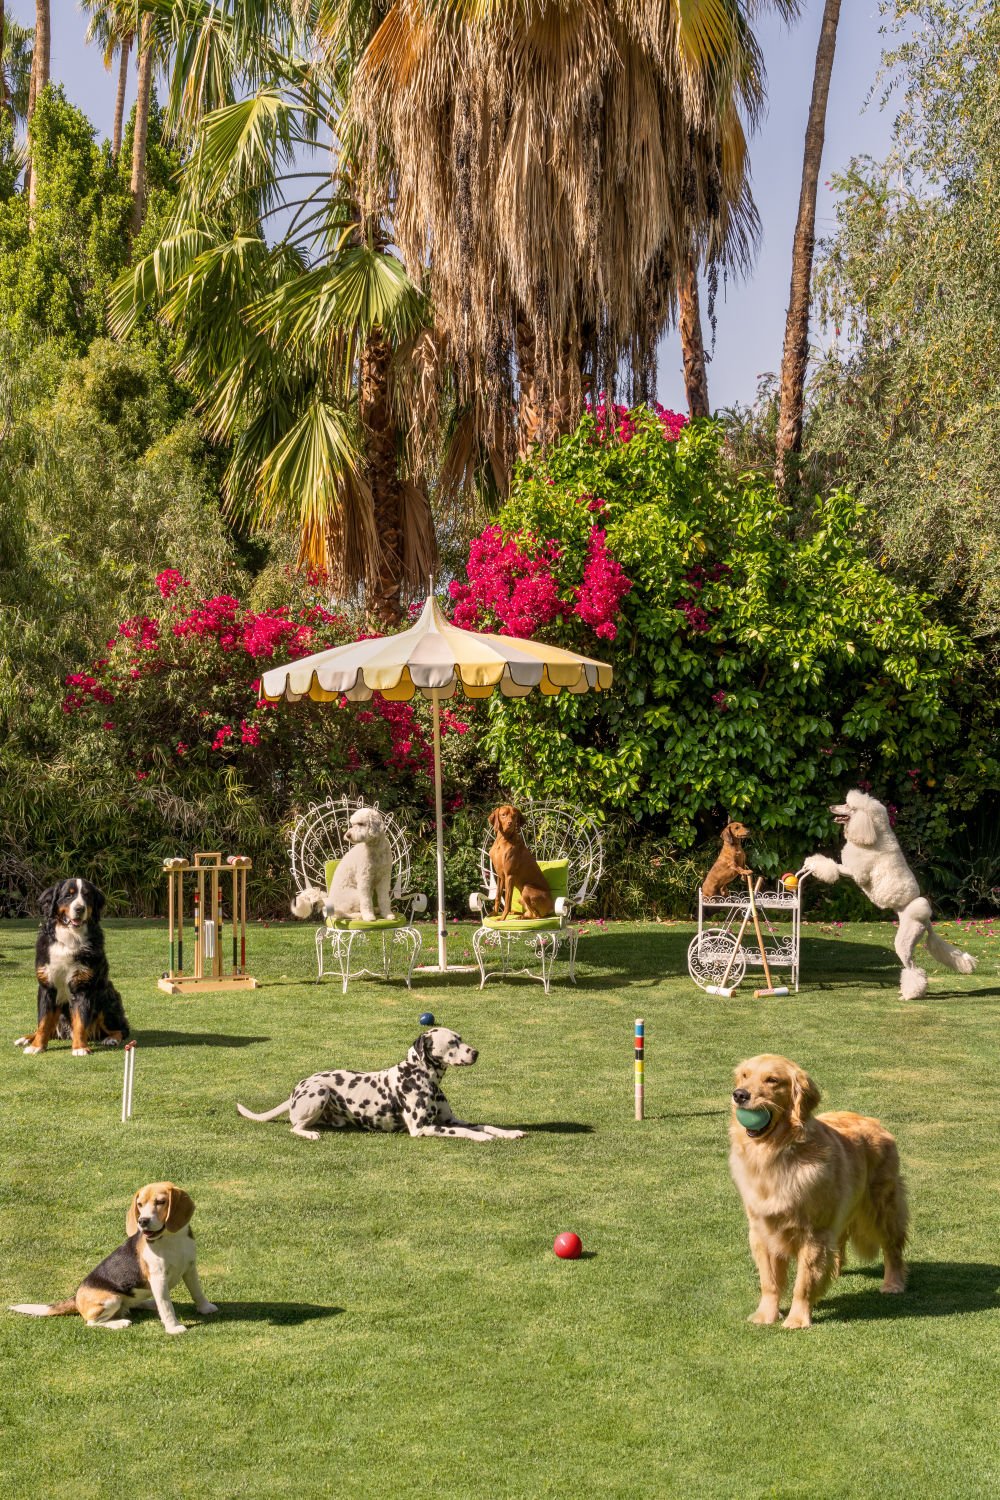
701,821 -> 753,899
488,805 -> 556,920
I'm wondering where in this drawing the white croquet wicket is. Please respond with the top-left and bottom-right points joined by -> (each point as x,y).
121,1041 -> 136,1122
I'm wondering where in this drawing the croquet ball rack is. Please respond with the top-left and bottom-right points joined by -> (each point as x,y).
158,852 -> 257,994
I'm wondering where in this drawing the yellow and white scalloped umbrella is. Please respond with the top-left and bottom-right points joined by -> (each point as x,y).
260,589 -> 612,970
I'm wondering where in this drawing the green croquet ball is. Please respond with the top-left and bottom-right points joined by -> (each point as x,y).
735,1106 -> 772,1131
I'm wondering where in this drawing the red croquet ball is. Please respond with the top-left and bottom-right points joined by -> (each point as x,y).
553,1232 -> 582,1260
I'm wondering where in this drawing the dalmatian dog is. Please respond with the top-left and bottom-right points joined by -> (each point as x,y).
236,1028 -> 526,1143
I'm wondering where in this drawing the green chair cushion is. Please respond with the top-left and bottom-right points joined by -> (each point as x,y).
482,915 -> 563,932
326,915 -> 409,930
509,858 -> 569,915
323,858 -> 406,929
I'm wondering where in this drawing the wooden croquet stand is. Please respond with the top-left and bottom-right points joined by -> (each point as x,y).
158,852 -> 257,994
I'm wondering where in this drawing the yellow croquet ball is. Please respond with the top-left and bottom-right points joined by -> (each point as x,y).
781,872 -> 799,892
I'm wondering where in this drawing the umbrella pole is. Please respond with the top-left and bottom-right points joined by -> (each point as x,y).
431,688 -> 447,971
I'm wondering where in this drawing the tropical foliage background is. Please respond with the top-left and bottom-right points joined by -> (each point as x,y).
0,0 -> 997,918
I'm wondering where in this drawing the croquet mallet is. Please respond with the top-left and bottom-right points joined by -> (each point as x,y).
748,876 -> 789,997
705,876 -> 763,996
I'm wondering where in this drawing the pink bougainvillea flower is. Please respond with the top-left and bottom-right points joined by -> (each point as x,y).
574,527 -> 632,637
155,569 -> 189,599
449,526 -> 570,636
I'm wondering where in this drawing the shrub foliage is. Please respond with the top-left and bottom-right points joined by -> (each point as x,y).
451,412 -> 995,879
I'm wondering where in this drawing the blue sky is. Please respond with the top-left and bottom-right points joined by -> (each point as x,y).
45,0 -> 896,412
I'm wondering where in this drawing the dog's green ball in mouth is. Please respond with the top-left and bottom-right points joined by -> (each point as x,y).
735,1106 -> 772,1133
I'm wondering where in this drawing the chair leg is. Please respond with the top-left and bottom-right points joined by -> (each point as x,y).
537,934 -> 555,995
398,928 -> 421,988
472,927 -> 489,990
566,930 -> 579,985
315,925 -> 325,983
335,932 -> 356,995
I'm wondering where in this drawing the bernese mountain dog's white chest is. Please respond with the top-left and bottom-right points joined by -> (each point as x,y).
41,923 -> 88,1004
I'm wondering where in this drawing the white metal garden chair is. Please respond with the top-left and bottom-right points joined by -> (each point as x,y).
468,800 -> 604,992
290,796 -> 427,992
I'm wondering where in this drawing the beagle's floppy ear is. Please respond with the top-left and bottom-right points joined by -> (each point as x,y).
846,807 -> 878,848
127,1189 -> 143,1237
789,1067 -> 821,1131
488,808 -> 503,833
164,1185 -> 195,1234
37,885 -> 60,919
511,807 -> 524,831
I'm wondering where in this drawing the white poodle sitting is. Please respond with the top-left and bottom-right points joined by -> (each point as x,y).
803,789 -> 976,999
291,806 -> 396,924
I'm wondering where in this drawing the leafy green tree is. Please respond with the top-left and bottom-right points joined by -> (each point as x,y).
810,0 -> 1000,647
456,410 -> 995,870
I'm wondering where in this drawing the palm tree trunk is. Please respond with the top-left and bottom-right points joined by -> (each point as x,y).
25,0 -> 50,216
112,33 -> 132,162
678,236 -> 710,419
359,329 -> 405,628
514,313 -> 578,457
775,0 -> 843,488
0,0 -> 7,122
130,13 -> 154,238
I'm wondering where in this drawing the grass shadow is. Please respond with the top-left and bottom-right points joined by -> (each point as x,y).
137,1030 -> 270,1049
648,1109 -> 729,1120
821,1261 -> 1000,1322
519,1121 -> 596,1134
214,1302 -> 345,1326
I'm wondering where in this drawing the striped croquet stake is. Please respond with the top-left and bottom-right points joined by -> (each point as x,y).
635,1018 -> 644,1120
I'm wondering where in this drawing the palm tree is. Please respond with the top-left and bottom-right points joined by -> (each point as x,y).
2,10 -> 33,126
775,0 -> 843,486
130,10 -> 155,235
111,10 -> 437,625
349,0 -> 793,453
24,0 -> 48,212
81,0 -> 135,160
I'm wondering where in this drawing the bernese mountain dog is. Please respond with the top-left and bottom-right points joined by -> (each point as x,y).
15,879 -> 130,1056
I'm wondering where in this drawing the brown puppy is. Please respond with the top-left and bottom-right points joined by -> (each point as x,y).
729,1055 -> 907,1329
702,821 -> 752,900
487,805 -> 556,920
10,1182 -> 217,1333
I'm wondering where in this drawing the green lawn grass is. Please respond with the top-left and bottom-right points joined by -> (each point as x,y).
2,916 -> 999,1499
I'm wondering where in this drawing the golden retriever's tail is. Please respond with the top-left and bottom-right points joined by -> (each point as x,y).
10,1299 -> 77,1316
237,1099 -> 292,1123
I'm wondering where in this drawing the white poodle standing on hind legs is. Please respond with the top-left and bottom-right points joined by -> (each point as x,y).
803,789 -> 976,999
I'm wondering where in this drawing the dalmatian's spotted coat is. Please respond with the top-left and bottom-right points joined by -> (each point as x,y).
236,1028 -> 526,1142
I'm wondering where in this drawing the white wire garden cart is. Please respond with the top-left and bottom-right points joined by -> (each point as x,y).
290,796 -> 427,992
687,871 -> 809,993
469,800 -> 603,993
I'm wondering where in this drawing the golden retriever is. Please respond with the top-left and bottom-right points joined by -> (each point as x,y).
729,1055 -> 908,1328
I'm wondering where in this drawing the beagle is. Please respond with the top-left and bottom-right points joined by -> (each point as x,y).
10,1182 -> 217,1334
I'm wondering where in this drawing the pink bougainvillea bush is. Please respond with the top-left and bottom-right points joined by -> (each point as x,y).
51,572 -> 494,912
450,403 -> 985,865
